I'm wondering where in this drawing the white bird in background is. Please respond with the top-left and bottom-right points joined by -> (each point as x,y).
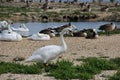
28,32 -> 50,41
0,21 -> 9,31
25,27 -> 73,64
0,21 -> 22,41
12,24 -> 29,32
11,24 -> 29,37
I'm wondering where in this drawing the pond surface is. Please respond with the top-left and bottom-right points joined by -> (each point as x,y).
12,22 -> 120,35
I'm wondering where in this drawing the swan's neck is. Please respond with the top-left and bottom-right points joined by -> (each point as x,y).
60,30 -> 67,51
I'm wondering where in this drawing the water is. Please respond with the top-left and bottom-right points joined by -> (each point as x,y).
12,22 -> 120,35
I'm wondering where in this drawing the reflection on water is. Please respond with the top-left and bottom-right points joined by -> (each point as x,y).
12,22 -> 120,35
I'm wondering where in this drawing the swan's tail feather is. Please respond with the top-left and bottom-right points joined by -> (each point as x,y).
25,55 -> 41,62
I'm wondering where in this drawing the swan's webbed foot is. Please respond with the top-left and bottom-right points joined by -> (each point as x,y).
43,63 -> 57,72
43,63 -> 50,72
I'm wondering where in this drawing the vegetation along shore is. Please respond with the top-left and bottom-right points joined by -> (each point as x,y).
0,0 -> 120,22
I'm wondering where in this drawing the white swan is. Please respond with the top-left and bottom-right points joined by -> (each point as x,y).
25,27 -> 73,64
28,32 -> 50,41
0,22 -> 22,41
0,21 -> 8,31
11,24 -> 29,37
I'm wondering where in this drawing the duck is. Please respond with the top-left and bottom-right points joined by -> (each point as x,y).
82,4 -> 91,12
39,28 -> 55,38
0,23 -> 22,41
100,6 -> 109,12
99,23 -> 116,36
53,23 -> 77,35
25,27 -> 74,65
85,28 -> 99,39
72,29 -> 87,37
11,24 -> 29,37
28,32 -> 50,41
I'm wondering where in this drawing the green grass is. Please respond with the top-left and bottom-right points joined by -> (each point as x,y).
0,5 -> 41,18
109,69 -> 120,80
98,29 -> 120,35
46,57 -> 116,80
109,7 -> 120,12
0,62 -> 43,74
0,12 -> 10,18
109,58 -> 120,80
0,57 -> 119,80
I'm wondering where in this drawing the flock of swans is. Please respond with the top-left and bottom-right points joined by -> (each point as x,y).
0,21 -> 77,41
0,20 -> 116,42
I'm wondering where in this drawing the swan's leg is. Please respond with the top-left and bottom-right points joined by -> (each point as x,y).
43,63 -> 49,72
44,63 -> 49,67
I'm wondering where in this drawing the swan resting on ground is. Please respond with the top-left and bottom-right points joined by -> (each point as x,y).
25,27 -> 73,64
0,21 -> 9,31
0,30 -> 22,41
28,32 -> 50,41
0,21 -> 22,41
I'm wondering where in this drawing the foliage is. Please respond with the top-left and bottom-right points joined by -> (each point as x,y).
109,69 -> 120,80
98,29 -> 120,35
0,57 -> 118,80
46,57 -> 116,80
0,62 -> 43,75
0,13 -> 10,18
109,58 -> 120,80
110,57 -> 120,67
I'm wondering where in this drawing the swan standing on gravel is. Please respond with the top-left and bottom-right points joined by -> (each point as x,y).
0,21 -> 22,41
11,24 -> 29,37
28,32 -> 50,41
25,27 -> 73,64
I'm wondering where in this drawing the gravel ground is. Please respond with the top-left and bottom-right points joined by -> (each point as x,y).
0,34 -> 120,80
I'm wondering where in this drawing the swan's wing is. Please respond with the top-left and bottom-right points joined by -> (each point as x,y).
28,33 -> 50,40
33,45 -> 62,55
33,45 -> 63,58
25,55 -> 42,62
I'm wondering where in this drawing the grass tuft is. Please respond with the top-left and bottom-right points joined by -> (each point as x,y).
0,62 -> 43,75
0,57 -> 118,80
